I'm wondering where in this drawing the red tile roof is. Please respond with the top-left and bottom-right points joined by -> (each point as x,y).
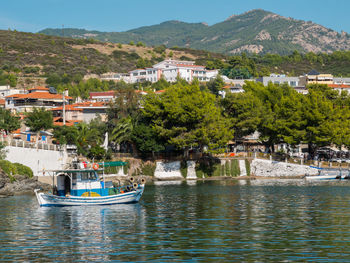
12,92 -> 72,100
51,105 -> 83,111
328,84 -> 350,88
73,101 -> 107,108
53,118 -> 81,126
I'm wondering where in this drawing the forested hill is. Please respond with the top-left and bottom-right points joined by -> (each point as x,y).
39,9 -> 350,55
0,29 -> 225,78
2,29 -> 350,85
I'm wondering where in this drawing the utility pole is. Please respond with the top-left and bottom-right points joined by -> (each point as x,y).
63,91 -> 66,125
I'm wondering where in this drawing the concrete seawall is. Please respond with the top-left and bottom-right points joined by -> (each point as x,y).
251,159 -> 319,177
5,146 -> 68,176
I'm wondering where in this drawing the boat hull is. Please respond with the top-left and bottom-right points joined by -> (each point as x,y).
34,186 -> 144,207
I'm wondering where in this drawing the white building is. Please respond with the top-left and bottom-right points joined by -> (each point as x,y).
129,68 -> 162,83
128,59 -> 219,83
256,74 -> 299,87
100,73 -> 131,83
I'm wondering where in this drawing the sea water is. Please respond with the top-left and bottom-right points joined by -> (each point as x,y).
1,180 -> 350,262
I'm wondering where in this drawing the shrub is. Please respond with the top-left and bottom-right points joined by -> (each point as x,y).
0,160 -> 16,176
136,41 -> 145,47
12,163 -> 33,178
153,45 -> 166,54
180,161 -> 187,178
123,162 -> 130,175
104,166 -> 121,175
225,161 -> 230,176
231,159 -> 240,176
141,162 -> 156,177
245,159 -> 251,176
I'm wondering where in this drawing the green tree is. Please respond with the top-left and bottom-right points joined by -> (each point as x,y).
75,122 -> 101,156
222,90 -> 263,139
141,82 -> 233,155
206,75 -> 224,95
132,123 -> 165,157
53,125 -> 78,145
24,108 -> 53,142
0,108 -> 20,135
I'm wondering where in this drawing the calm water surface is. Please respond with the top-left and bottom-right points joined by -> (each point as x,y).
1,180 -> 350,262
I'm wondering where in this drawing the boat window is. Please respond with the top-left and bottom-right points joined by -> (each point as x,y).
89,172 -> 97,180
81,172 -> 89,181
80,171 -> 97,181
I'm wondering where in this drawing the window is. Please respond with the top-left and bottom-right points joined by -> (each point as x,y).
133,73 -> 138,76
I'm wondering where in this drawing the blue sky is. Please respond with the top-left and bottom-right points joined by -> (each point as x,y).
1,0 -> 349,33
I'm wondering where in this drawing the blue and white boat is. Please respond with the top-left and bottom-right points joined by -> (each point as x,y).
34,163 -> 145,207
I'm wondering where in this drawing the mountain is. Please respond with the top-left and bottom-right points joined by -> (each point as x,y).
39,9 -> 350,55
0,29 -> 225,80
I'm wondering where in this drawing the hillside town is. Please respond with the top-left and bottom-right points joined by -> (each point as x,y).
1,59 -> 349,144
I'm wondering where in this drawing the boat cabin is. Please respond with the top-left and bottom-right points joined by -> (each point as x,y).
55,169 -> 114,197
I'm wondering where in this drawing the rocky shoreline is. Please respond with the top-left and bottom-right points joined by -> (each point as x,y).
0,172 -> 51,197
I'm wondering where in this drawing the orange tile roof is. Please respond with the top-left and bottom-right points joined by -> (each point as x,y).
51,105 -> 83,111
13,92 -> 73,100
5,94 -> 23,98
155,90 -> 165,93
53,118 -> 81,126
0,99 -> 5,105
73,101 -> 107,107
328,84 -> 350,88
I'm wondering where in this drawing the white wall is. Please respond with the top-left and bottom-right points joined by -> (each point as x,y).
5,146 -> 68,176
154,161 -> 183,180
251,159 -> 319,177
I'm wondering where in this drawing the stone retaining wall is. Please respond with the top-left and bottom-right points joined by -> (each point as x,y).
251,158 -> 319,177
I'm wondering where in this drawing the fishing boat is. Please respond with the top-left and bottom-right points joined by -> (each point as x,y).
34,162 -> 145,207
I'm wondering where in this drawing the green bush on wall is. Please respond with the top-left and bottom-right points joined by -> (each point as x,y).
230,159 -> 240,176
245,159 -> 251,176
141,162 -> 156,177
123,162 -> 130,175
180,161 -> 187,178
0,160 -> 33,180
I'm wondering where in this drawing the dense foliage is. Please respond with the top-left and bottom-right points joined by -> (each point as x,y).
222,82 -> 350,156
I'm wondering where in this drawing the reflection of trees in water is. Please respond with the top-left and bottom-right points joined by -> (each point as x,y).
2,183 -> 350,261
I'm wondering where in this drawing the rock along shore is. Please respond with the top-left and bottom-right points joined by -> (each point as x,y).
0,172 -> 50,197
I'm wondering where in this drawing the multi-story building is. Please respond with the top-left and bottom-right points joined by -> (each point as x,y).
299,70 -> 333,86
128,59 -> 218,83
256,74 -> 299,87
89,91 -> 116,102
5,87 -> 72,113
